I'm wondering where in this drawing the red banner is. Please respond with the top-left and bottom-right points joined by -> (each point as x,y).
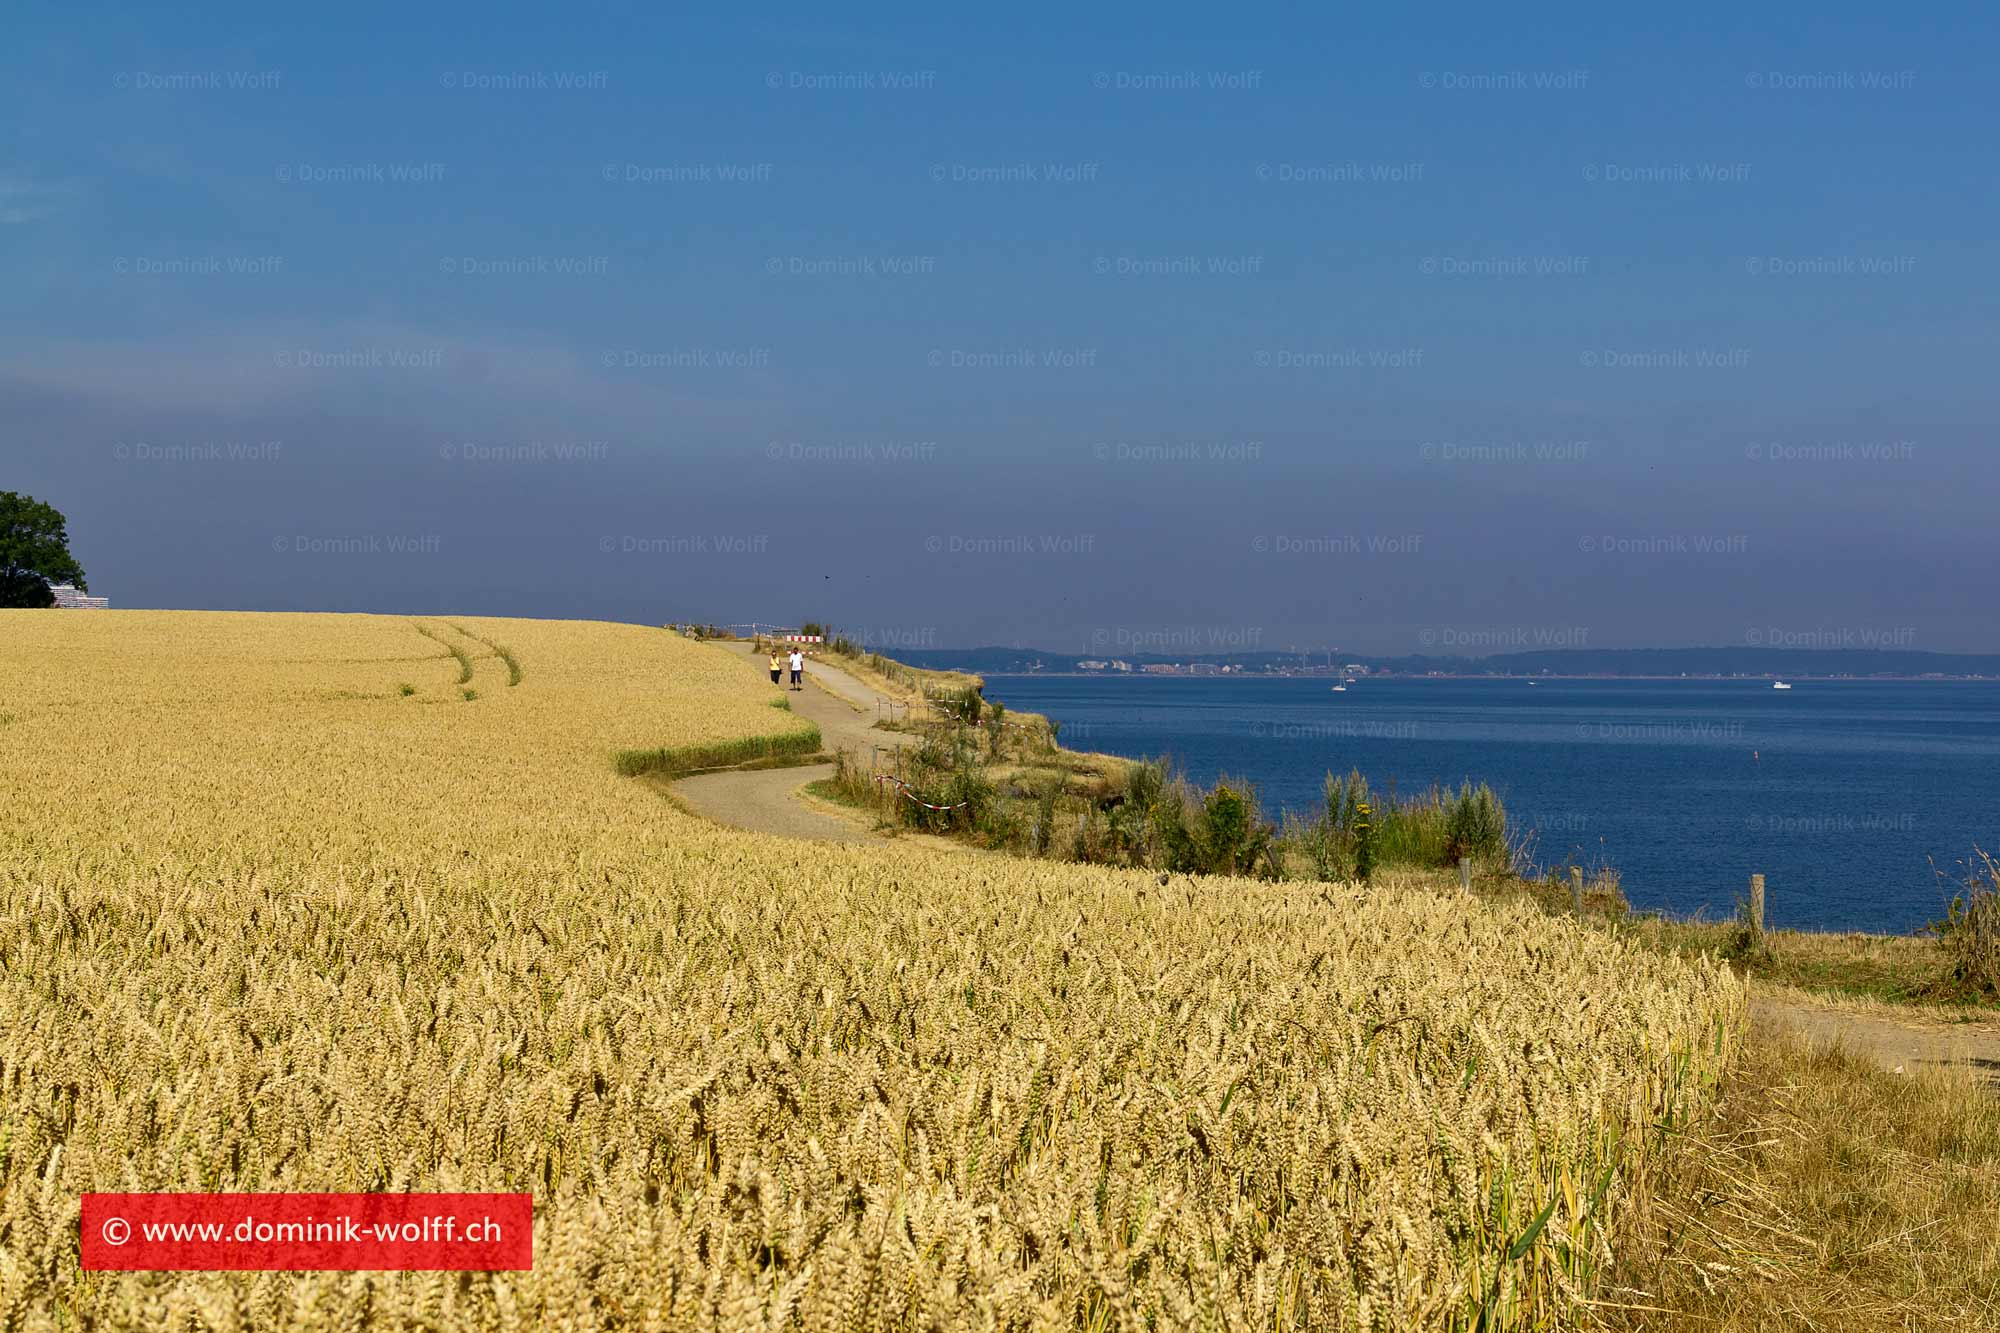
81,1193 -> 532,1271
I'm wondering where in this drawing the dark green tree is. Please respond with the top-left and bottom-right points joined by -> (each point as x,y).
0,492 -> 87,608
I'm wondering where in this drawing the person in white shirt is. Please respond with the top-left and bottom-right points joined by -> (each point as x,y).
787,648 -> 805,691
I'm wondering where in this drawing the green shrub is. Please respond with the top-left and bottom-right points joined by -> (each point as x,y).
1198,780 -> 1272,877
1030,778 -> 1060,855
614,724 -> 822,778
1934,852 -> 2000,996
1284,769 -> 1513,878
1444,782 -> 1508,866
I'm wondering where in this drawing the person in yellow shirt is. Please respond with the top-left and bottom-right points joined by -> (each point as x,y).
768,650 -> 782,685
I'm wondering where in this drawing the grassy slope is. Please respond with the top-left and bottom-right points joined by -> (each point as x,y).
1607,1011 -> 2000,1331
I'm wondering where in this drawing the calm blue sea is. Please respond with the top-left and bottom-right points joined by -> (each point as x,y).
980,675 -> 2000,933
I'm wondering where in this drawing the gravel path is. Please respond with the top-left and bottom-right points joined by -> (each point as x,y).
670,642 -> 914,844
1752,993 -> 2000,1082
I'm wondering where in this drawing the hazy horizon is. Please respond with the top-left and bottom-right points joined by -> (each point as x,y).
9,4 -> 1997,654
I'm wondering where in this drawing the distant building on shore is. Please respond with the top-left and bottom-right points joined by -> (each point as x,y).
1076,659 -> 1108,670
49,584 -> 109,609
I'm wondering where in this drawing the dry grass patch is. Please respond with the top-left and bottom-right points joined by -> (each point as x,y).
1605,1005 -> 2000,1331
1622,917 -> 1997,1011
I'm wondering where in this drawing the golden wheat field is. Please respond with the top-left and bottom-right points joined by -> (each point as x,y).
0,610 -> 1741,1330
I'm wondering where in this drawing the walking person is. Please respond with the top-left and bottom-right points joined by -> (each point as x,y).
788,646 -> 805,691
768,648 -> 783,686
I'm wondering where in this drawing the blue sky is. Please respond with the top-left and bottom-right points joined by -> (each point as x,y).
6,2 -> 1996,654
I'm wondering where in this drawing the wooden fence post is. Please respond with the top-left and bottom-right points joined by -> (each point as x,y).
1458,857 -> 1471,892
1749,873 -> 1765,942
1570,866 -> 1584,915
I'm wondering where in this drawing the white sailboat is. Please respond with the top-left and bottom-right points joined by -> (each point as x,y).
1772,680 -> 1792,690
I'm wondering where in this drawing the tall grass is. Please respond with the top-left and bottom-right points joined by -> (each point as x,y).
1934,850 -> 2000,997
1281,768 -> 1514,879
614,723 -> 821,777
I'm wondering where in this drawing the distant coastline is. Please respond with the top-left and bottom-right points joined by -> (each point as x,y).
975,671 -> 2000,682
893,644 -> 2000,681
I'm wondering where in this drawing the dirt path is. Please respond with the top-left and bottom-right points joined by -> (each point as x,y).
1751,991 -> 2000,1081
670,762 -> 876,842
670,642 -> 914,844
